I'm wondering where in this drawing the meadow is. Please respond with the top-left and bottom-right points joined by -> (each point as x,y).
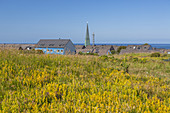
0,50 -> 169,112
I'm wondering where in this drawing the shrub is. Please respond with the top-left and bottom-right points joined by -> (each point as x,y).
140,58 -> 147,63
162,54 -> 167,57
117,46 -> 127,53
133,57 -> 138,62
120,60 -> 130,73
111,50 -> 116,54
78,51 -> 83,55
143,43 -> 149,45
78,52 -> 98,56
19,49 -> 44,54
99,55 -> 108,61
87,53 -> 98,56
36,50 -> 44,54
151,52 -> 160,57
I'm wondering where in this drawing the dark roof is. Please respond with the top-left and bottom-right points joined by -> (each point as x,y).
37,39 -> 70,48
126,45 -> 152,50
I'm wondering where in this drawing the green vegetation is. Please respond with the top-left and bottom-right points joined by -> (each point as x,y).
151,52 -> 161,57
19,49 -> 44,54
78,51 -> 98,56
143,43 -> 149,45
117,46 -> 127,53
110,50 -> 116,54
0,50 -> 169,112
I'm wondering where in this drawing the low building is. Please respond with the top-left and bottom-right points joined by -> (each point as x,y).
19,45 -> 34,50
0,44 -> 36,49
35,39 -> 75,55
120,45 -> 164,54
165,49 -> 170,54
75,45 -> 117,56
126,45 -> 153,51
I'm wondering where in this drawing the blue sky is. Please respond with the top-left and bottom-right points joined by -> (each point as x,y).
0,0 -> 170,44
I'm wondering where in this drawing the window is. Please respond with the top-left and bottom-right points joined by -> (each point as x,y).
137,47 -> 141,49
57,50 -> 60,52
50,49 -> 53,52
47,49 -> 49,52
133,46 -> 136,49
61,50 -> 63,53
39,44 -> 45,46
49,44 -> 55,46
59,44 -> 65,47
144,47 -> 147,49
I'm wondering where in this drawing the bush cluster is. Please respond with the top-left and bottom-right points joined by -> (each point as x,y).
117,46 -> 127,54
78,51 -> 98,56
19,49 -> 44,54
151,52 -> 160,57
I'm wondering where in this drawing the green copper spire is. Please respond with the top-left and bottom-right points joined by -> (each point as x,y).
85,22 -> 90,47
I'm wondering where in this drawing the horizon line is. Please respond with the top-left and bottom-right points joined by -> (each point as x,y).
0,42 -> 170,45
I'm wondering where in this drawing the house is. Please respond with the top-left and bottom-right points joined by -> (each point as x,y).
98,49 -> 111,56
126,45 -> 152,50
120,45 -> 164,54
35,39 -> 75,55
96,45 -> 113,56
19,45 -> 33,50
75,45 -> 117,56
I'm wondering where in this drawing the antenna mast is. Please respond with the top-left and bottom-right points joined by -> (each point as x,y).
92,32 -> 95,46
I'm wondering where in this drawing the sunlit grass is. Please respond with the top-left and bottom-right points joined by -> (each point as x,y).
0,50 -> 169,112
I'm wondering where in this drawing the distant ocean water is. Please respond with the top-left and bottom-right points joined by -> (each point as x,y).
150,44 -> 170,49
75,43 -> 170,49
1,43 -> 170,49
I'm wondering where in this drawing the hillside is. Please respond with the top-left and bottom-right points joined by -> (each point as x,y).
0,50 -> 169,112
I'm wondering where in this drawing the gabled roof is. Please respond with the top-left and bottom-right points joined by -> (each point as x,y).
37,39 -> 70,48
98,49 -> 109,56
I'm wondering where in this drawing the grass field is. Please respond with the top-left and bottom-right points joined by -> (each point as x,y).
0,50 -> 169,112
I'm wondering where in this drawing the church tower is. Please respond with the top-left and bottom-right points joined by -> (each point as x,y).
85,22 -> 90,47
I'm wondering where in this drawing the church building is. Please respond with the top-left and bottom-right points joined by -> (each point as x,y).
85,22 -> 90,47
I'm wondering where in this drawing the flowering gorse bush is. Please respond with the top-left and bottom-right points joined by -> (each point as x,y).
0,50 -> 169,112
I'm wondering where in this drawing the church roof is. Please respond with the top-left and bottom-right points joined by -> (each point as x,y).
85,23 -> 90,47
